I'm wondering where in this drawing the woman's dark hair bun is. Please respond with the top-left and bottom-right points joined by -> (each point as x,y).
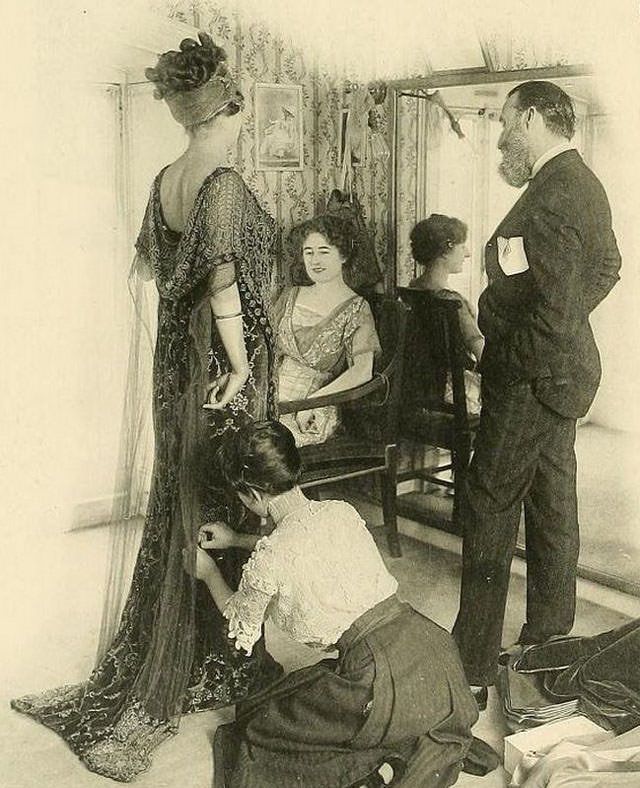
410,213 -> 467,267
216,420 -> 302,496
145,32 -> 228,99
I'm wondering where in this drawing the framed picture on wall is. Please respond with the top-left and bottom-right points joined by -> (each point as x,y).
255,83 -> 304,171
338,107 -> 367,168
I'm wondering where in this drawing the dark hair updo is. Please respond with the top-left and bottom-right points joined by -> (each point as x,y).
287,214 -> 356,285
410,214 -> 467,267
217,421 -> 302,496
292,215 -> 355,261
145,32 -> 242,116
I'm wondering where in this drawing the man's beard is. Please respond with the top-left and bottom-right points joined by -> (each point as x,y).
498,130 -> 531,188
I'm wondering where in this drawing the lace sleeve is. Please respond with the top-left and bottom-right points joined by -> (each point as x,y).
346,299 -> 382,364
132,250 -> 153,282
134,186 -> 154,262
223,538 -> 278,655
199,170 -> 250,296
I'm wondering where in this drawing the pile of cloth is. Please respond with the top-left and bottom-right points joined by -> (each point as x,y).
498,662 -> 580,729
498,618 -> 640,734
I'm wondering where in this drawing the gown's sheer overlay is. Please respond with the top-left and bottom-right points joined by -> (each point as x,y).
11,168 -> 280,781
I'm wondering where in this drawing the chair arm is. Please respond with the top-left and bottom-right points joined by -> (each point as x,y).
279,373 -> 388,414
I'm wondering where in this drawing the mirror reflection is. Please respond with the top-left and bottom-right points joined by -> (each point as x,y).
391,74 -> 639,598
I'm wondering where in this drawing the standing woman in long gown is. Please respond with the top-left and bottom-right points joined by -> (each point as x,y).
12,34 -> 281,781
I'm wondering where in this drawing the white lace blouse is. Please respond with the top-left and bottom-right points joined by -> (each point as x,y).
223,488 -> 398,655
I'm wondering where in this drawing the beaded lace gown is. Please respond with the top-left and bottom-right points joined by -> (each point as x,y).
12,168 -> 281,781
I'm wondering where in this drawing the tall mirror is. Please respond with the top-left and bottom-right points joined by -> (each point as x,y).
387,69 -> 639,599
390,70 -> 601,297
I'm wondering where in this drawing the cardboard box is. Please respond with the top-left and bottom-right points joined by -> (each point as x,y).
504,715 -> 611,774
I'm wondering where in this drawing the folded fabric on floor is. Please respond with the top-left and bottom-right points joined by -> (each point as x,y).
497,658 -> 580,731
505,618 -> 640,734
462,736 -> 501,776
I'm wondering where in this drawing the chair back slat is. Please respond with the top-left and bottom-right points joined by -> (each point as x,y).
363,295 -> 408,442
397,287 -> 471,430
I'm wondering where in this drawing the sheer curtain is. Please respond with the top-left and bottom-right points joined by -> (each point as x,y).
96,81 -> 185,660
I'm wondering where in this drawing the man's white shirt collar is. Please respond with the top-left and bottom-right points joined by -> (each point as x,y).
531,141 -> 576,179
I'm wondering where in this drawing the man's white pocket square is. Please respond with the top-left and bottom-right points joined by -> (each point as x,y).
497,236 -> 530,276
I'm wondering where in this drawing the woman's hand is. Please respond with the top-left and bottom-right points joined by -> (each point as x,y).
295,409 -> 319,434
182,545 -> 217,582
471,336 -> 485,366
295,408 -> 331,436
198,522 -> 238,550
203,369 -> 249,410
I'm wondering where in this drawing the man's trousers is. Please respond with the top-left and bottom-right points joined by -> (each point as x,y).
452,377 -> 580,686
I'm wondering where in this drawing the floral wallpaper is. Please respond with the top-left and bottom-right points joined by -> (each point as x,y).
150,2 -> 584,296
152,0 -> 390,292
483,30 -> 589,72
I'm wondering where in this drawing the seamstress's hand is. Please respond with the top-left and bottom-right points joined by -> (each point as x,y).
182,545 -> 217,582
198,522 -> 238,550
203,369 -> 249,411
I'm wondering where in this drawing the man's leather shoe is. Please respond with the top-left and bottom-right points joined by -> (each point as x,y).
498,643 -> 525,666
470,685 -> 488,711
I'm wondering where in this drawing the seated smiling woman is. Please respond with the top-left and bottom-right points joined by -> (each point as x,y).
273,214 -> 381,446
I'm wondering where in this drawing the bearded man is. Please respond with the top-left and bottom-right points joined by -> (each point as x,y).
452,81 -> 622,707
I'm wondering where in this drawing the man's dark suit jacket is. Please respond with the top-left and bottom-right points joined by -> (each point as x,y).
479,149 -> 621,419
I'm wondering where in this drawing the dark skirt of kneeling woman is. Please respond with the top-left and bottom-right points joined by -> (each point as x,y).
214,594 -> 479,788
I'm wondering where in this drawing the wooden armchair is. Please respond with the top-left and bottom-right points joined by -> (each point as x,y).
278,296 -> 409,557
395,287 -> 480,533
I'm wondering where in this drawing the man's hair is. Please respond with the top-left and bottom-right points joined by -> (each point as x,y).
508,81 -> 576,140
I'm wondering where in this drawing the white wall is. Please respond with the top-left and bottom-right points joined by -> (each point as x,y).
585,113 -> 640,432
0,36 -> 186,690
0,78 -> 125,688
